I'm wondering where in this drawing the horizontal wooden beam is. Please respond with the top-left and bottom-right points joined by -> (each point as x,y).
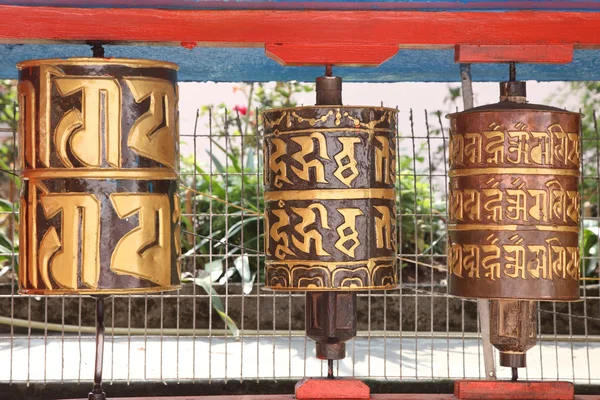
0,6 -> 599,49
4,1 -> 600,11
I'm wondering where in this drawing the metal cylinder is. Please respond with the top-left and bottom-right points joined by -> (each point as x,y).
446,82 -> 581,301
490,299 -> 537,368
262,105 -> 398,290
17,58 -> 181,295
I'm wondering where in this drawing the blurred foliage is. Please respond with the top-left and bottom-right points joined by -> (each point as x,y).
397,153 -> 446,266
551,82 -> 600,209
0,80 -> 18,277
179,82 -> 313,334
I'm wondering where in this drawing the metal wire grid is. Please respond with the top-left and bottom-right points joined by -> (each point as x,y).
0,103 -> 598,387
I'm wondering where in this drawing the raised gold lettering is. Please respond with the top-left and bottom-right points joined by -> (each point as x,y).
110,193 -> 172,286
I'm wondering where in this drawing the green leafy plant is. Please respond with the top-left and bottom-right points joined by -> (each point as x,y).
179,82 -> 313,334
0,80 -> 18,280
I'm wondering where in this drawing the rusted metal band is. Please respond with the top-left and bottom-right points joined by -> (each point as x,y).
449,168 -> 580,177
447,224 -> 580,233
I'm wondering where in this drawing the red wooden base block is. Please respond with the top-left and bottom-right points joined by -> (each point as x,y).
454,380 -> 575,400
295,377 -> 370,400
266,43 -> 399,66
454,44 -> 574,64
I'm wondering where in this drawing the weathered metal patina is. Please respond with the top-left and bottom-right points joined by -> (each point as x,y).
489,299 -> 537,369
262,103 -> 398,291
447,81 -> 581,301
17,58 -> 181,295
447,79 -> 581,373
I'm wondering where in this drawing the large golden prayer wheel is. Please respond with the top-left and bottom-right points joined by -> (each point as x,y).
17,58 -> 181,295
447,81 -> 581,301
262,105 -> 398,291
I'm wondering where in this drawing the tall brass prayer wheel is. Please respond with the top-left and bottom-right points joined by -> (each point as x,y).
17,58 -> 181,295
447,81 -> 581,301
263,106 -> 398,290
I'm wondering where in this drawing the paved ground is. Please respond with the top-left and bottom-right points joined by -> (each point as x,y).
0,335 -> 598,384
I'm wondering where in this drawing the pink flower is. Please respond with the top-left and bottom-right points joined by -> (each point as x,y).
233,105 -> 248,116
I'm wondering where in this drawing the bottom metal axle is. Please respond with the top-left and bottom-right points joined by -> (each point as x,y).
89,295 -> 107,400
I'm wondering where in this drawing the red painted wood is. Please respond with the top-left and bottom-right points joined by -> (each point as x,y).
455,44 -> 574,63
1,6 -> 600,49
295,378 -> 370,399
265,43 -> 399,66
65,395 -> 600,399
454,380 -> 575,400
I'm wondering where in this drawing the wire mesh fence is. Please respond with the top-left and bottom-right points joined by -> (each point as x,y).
0,101 -> 599,388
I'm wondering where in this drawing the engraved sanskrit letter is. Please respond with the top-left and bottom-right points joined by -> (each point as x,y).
269,209 -> 295,260
449,242 -> 463,277
463,190 -> 481,221
506,130 -> 530,165
482,189 -> 503,222
375,136 -> 396,184
39,193 -> 101,290
268,138 -> 293,188
463,245 -> 480,278
125,77 -> 177,168
530,130 -> 552,165
449,134 -> 464,166
333,137 -> 360,188
483,129 -> 504,164
506,189 -> 528,221
503,235 -> 526,279
335,208 -> 363,258
54,77 -> 121,168
547,179 -> 567,222
464,133 -> 482,164
482,235 -> 501,281
374,205 -> 394,250
110,193 -> 172,287
291,204 -> 331,256
527,245 -> 548,279
18,80 -> 35,169
290,132 -> 330,183
527,189 -> 548,222
39,65 -> 66,167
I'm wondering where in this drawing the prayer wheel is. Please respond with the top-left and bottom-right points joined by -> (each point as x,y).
17,58 -> 181,295
447,76 -> 581,372
262,91 -> 398,291
263,73 -> 398,363
447,80 -> 581,301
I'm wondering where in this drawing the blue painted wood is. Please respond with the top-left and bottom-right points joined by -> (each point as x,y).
3,44 -> 599,82
1,0 -> 600,11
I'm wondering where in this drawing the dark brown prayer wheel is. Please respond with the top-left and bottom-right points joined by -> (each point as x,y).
17,58 -> 181,295
447,81 -> 581,301
262,106 -> 398,291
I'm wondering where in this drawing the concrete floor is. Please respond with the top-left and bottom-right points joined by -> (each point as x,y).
0,335 -> 598,384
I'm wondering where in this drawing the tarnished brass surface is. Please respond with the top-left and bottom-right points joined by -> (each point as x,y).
263,106 -> 398,290
305,291 -> 356,360
447,98 -> 581,301
490,300 -> 537,368
17,59 -> 181,294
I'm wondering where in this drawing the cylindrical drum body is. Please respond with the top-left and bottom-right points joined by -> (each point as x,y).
263,106 -> 398,290
447,102 -> 581,300
17,58 -> 181,295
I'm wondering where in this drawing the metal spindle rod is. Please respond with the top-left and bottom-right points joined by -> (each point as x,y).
509,62 -> 517,82
89,296 -> 107,400
327,359 -> 334,379
511,367 -> 518,382
90,42 -> 105,58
